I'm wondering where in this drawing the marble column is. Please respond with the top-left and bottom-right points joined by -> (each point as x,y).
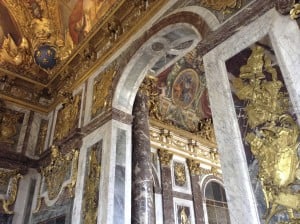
187,159 -> 205,224
158,149 -> 174,224
131,90 -> 154,224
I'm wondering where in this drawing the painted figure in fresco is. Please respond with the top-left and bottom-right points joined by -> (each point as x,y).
69,0 -> 107,44
69,0 -> 85,44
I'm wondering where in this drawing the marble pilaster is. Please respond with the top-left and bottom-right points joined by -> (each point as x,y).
131,90 -> 154,224
72,119 -> 132,224
188,160 -> 205,224
158,149 -> 174,224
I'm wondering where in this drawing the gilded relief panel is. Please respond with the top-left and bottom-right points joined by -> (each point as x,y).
226,37 -> 300,223
54,94 -> 81,142
0,169 -> 22,214
35,145 -> 79,211
92,68 -> 116,118
0,107 -> 25,152
82,141 -> 102,224
174,162 -> 187,187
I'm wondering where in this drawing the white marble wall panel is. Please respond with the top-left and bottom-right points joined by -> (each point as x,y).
49,104 -> 62,145
72,120 -> 132,224
203,8 -> 300,224
13,169 -> 39,224
73,83 -> 86,129
151,148 -> 162,188
154,193 -> 163,224
269,15 -> 300,123
26,112 -> 53,158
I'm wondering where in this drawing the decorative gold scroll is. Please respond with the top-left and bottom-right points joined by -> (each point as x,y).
0,170 -> 22,214
40,145 -> 79,202
92,68 -> 116,117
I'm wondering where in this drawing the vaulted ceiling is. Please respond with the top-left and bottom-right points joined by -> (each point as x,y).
0,0 -> 159,112
0,0 -> 283,114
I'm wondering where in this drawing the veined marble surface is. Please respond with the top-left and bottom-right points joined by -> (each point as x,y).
202,8 -> 297,224
13,169 -> 39,224
72,119 -> 132,224
26,112 -> 53,158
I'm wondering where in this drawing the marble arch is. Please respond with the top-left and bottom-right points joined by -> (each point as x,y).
113,7 -> 219,113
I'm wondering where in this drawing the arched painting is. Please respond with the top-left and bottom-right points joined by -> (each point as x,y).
172,69 -> 199,109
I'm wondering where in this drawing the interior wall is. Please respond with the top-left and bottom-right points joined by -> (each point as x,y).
203,8 -> 300,224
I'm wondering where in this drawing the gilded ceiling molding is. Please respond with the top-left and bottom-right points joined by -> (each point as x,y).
201,0 -> 242,11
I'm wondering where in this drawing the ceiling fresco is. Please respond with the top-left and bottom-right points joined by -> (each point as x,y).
0,0 -> 117,76
0,0 -> 257,113
154,49 -> 211,132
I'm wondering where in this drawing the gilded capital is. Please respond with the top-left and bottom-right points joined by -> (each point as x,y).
158,149 -> 173,166
187,159 -> 201,176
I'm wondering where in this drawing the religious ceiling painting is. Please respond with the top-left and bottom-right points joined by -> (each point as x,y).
226,36 -> 300,223
0,2 -> 21,47
59,0 -> 118,45
154,50 -> 211,133
0,0 -> 118,78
